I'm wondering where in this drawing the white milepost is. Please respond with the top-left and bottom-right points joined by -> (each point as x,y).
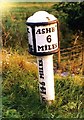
37,55 -> 55,102
26,11 -> 59,103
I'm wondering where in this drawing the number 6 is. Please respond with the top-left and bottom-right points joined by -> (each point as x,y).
47,35 -> 52,43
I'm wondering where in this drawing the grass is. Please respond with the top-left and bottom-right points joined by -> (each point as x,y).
2,2 -> 55,49
2,49 -> 84,119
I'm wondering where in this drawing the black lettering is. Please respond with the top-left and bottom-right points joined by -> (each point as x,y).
42,96 -> 46,101
27,28 -> 30,33
40,84 -> 46,94
36,29 -> 41,34
39,67 -> 43,72
52,44 -> 54,49
39,59 -> 44,79
52,44 -> 57,49
36,27 -> 55,34
38,46 -> 44,51
42,28 -> 45,34
40,82 -> 45,86
48,45 -> 52,50
47,35 -> 52,43
39,72 -> 44,79
38,44 -> 57,52
46,28 -> 51,33
39,59 -> 43,66
45,45 -> 47,50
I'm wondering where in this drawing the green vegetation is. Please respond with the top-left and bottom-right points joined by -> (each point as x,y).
2,2 -> 84,119
2,2 -> 54,49
2,50 -> 84,119
50,2 -> 84,48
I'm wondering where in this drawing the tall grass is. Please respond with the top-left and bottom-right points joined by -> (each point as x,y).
2,49 -> 84,119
